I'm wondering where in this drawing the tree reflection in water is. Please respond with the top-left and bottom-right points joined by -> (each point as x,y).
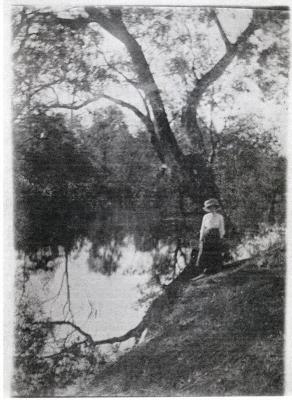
14,204 -> 202,397
86,206 -> 201,279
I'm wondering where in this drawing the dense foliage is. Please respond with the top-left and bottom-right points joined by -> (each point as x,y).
213,121 -> 285,234
13,295 -> 102,397
14,112 -> 101,256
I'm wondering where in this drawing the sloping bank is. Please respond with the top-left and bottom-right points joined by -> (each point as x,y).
82,243 -> 285,396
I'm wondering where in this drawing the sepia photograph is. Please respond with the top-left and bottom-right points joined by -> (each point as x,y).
5,0 -> 289,396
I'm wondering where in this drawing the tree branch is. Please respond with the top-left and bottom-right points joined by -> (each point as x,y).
208,123 -> 219,165
13,16 -> 31,59
92,321 -> 146,346
13,7 -> 27,38
210,9 -> 232,50
138,90 -> 151,120
102,94 -> 149,126
46,90 -> 165,163
63,252 -> 74,321
84,6 -> 185,164
33,320 -> 95,345
52,14 -> 90,30
46,94 -> 149,125
41,270 -> 66,306
46,96 -> 103,110
42,340 -> 87,359
195,10 -> 258,99
183,10 -> 258,158
30,79 -> 63,97
34,315 -> 146,349
46,93 -> 162,145
98,50 -> 139,88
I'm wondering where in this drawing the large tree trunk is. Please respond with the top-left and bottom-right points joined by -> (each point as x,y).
180,10 -> 258,212
58,7 -> 258,205
84,7 -> 220,203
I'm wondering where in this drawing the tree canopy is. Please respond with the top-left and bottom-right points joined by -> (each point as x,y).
13,6 -> 288,205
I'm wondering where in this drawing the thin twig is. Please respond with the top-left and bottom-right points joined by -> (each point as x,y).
63,252 -> 74,321
40,269 -> 66,306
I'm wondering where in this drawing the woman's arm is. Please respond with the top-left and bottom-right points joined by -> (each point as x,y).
199,215 -> 207,241
219,214 -> 225,238
196,215 -> 206,267
196,240 -> 203,266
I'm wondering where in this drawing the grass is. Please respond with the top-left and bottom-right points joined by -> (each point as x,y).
76,246 -> 285,396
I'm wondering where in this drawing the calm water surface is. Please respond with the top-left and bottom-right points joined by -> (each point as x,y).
21,211 -> 199,351
18,209 -> 279,358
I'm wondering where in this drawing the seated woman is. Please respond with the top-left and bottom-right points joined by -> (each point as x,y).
196,198 -> 225,274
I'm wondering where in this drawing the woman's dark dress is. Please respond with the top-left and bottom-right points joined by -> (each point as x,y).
199,228 -> 223,274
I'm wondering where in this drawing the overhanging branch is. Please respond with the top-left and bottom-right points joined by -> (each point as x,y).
92,322 -> 146,346
34,317 -> 146,348
46,93 -> 158,141
46,94 -> 149,124
33,320 -> 95,345
210,9 -> 232,50
46,91 -> 164,162
195,10 -> 258,98
102,94 -> 149,125
46,97 -> 103,110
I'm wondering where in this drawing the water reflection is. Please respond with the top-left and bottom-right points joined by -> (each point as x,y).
86,208 -> 201,273
26,234 -> 192,336
17,209 -> 202,360
25,244 -> 125,332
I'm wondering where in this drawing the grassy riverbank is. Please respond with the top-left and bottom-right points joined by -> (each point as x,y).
72,243 -> 284,396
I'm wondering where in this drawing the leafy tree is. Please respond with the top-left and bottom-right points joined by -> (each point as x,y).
213,118 -> 285,234
13,296 -> 54,396
12,6 -> 288,209
14,112 -> 100,257
80,106 -> 160,207
13,291 -> 103,396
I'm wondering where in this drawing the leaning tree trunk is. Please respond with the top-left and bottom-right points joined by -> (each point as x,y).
83,7 -> 221,203
58,7 -> 258,206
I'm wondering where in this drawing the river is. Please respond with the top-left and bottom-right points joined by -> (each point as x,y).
17,210 -> 201,356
